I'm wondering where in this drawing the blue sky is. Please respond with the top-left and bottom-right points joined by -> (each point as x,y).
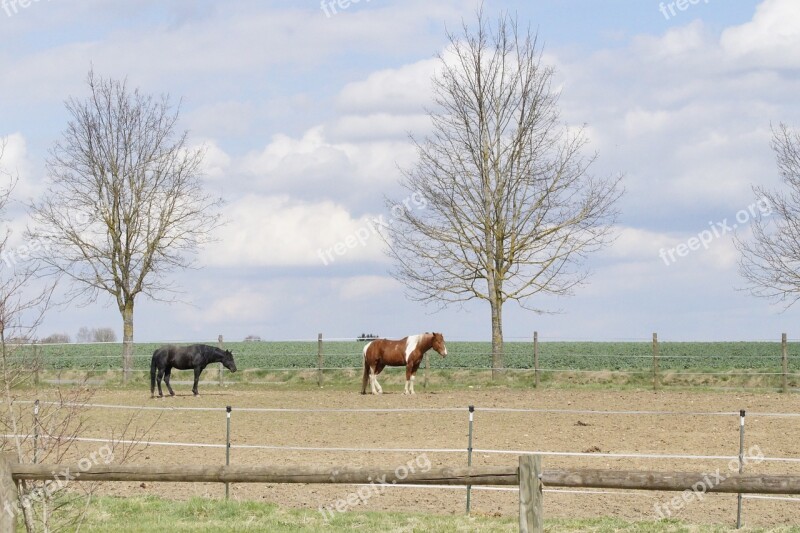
2,0 -> 800,343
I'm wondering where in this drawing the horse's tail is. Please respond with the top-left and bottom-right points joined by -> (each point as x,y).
360,342 -> 372,395
150,350 -> 158,398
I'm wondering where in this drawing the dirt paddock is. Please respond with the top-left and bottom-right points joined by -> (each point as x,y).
41,386 -> 800,527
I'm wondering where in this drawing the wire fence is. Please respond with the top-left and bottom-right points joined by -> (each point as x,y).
6,401 -> 800,519
5,332 -> 800,391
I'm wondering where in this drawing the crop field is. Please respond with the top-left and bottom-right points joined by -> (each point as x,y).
13,340 -> 800,369
7,340 -> 800,390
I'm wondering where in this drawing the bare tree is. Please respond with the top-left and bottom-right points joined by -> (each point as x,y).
39,333 -> 70,344
383,10 -> 622,377
75,326 -> 92,343
27,71 -> 224,382
92,327 -> 117,342
1,141 -> 154,532
736,123 -> 800,305
75,326 -> 117,343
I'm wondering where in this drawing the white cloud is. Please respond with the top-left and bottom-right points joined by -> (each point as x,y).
721,0 -> 800,67
238,126 -> 416,201
336,57 -> 439,115
0,132 -> 39,200
606,226 -> 676,261
193,140 -> 231,180
328,113 -> 432,142
337,275 -> 400,301
202,194 -> 389,267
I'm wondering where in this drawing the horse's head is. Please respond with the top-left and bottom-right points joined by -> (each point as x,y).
431,332 -> 447,357
222,349 -> 237,372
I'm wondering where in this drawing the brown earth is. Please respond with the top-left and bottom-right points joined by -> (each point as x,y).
36,386 -> 800,528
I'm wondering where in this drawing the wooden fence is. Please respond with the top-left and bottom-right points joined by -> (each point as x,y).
2,455 -> 800,532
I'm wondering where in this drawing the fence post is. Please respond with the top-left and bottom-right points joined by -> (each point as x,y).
424,352 -> 429,391
217,335 -> 225,387
317,333 -> 323,388
0,453 -> 17,533
33,344 -> 40,386
652,332 -> 660,391
466,405 -> 474,514
782,333 -> 789,393
736,409 -> 745,529
32,400 -> 39,465
519,454 -> 543,533
225,406 -> 232,500
533,331 -> 539,388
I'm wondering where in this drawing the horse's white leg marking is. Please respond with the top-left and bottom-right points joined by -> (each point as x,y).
370,367 -> 383,395
410,375 -> 416,395
404,335 -> 421,363
404,379 -> 410,395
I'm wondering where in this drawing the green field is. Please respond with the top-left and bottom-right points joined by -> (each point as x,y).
12,340 -> 799,371
6,340 -> 799,390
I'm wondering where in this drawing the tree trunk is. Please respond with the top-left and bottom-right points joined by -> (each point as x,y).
490,296 -> 504,381
121,298 -> 134,384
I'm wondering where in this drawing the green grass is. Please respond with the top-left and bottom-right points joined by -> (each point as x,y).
58,495 -> 800,532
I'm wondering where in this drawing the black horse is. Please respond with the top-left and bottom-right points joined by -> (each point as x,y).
150,344 -> 237,398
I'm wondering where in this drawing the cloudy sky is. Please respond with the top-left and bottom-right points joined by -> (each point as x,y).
2,0 -> 800,343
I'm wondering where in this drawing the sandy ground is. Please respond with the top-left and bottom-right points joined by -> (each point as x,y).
33,385 -> 800,528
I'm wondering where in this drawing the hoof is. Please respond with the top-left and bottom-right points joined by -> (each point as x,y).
169,392 -> 175,397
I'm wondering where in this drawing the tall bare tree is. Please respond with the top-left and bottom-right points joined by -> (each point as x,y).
383,11 -> 622,377
736,123 -> 800,305
1,141 -> 153,532
28,71 -> 223,382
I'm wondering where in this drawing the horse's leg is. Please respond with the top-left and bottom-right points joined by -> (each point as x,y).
156,368 -> 165,398
409,360 -> 422,395
193,367 -> 202,396
369,365 -> 378,395
373,364 -> 384,394
361,357 -> 375,395
164,367 -> 175,396
404,363 -> 413,395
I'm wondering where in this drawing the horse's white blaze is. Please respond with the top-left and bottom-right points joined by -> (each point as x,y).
404,334 -> 421,363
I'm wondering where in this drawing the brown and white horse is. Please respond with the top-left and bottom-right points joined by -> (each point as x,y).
360,332 -> 447,395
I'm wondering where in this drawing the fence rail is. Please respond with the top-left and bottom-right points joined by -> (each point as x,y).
3,457 -> 800,533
